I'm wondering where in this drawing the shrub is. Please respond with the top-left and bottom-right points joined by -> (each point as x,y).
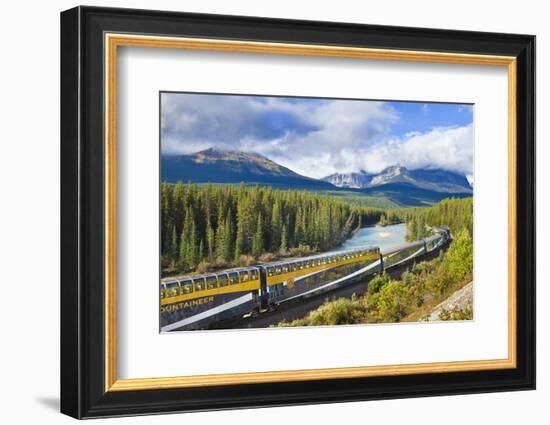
277,296 -> 367,327
238,255 -> 256,267
306,296 -> 367,326
368,273 -> 390,296
439,305 -> 473,321
443,228 -> 473,282
288,244 -> 316,257
259,252 -> 276,262
374,281 -> 412,323
214,257 -> 228,268
195,260 -> 213,274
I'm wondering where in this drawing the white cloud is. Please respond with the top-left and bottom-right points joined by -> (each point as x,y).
161,93 -> 473,179
361,125 -> 474,175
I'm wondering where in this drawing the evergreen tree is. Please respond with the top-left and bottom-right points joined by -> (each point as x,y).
206,222 -> 215,260
169,224 -> 177,264
270,199 -> 282,251
252,213 -> 264,257
280,224 -> 288,253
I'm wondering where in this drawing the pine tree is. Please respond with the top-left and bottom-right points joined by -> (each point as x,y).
271,199 -> 282,251
223,213 -> 233,261
252,213 -> 264,258
206,222 -> 215,260
280,224 -> 288,253
170,224 -> 177,264
199,239 -> 204,263
235,197 -> 254,259
188,219 -> 198,270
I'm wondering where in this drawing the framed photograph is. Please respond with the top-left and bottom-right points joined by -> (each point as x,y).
60,6 -> 535,419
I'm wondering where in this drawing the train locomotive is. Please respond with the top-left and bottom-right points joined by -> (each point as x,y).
160,228 -> 450,332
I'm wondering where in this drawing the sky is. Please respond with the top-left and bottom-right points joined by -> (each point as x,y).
161,92 -> 474,180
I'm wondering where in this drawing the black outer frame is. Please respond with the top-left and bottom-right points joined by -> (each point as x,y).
60,5 -> 535,419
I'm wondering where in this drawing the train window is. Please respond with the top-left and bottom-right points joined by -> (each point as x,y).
238,271 -> 249,283
180,280 -> 194,294
267,267 -> 275,277
193,277 -> 205,291
250,269 -> 259,280
282,265 -> 289,273
206,276 -> 218,290
228,272 -> 239,285
218,274 -> 229,287
275,267 -> 282,275
165,281 -> 179,297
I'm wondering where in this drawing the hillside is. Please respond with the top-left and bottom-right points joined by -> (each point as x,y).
161,148 -> 334,190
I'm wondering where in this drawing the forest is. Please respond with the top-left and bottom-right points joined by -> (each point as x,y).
387,197 -> 473,242
161,182 -> 384,275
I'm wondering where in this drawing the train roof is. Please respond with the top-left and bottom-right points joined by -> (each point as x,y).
264,246 -> 379,269
161,266 -> 260,283
160,246 -> 378,283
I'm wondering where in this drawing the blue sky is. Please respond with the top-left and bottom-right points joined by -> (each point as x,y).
388,102 -> 473,138
161,93 -> 474,180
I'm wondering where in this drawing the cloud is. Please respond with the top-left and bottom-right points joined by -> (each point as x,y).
161,93 -> 472,179
361,125 -> 474,175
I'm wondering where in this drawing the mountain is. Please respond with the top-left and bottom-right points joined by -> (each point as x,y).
161,148 -> 335,189
323,165 -> 472,194
361,182 -> 471,206
162,149 -> 472,206
323,170 -> 375,189
322,165 -> 472,206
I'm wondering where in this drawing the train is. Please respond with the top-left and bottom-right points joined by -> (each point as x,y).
160,227 -> 450,332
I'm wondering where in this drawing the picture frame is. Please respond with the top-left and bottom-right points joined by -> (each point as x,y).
60,5 -> 535,419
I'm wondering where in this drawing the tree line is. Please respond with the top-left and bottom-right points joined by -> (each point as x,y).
391,197 -> 473,241
161,182 -> 384,275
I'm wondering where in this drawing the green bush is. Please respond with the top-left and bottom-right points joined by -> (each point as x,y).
439,305 -> 473,321
374,281 -> 412,322
443,228 -> 473,283
367,273 -> 390,296
277,296 -> 368,327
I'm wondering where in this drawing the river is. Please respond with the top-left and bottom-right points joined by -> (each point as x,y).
334,223 -> 407,252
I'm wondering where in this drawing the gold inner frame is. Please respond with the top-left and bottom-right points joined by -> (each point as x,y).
104,33 -> 517,392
